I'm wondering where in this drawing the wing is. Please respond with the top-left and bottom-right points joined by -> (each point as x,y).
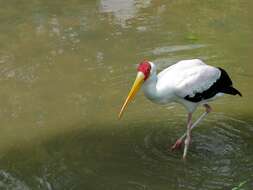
175,65 -> 221,102
158,59 -> 206,79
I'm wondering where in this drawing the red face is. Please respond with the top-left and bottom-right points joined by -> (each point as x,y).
137,60 -> 151,80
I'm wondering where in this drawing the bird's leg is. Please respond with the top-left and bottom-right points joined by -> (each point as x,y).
183,104 -> 212,160
185,103 -> 211,134
170,113 -> 192,151
171,104 -> 212,151
183,113 -> 192,160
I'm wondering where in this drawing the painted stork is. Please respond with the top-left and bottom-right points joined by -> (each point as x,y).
118,59 -> 242,159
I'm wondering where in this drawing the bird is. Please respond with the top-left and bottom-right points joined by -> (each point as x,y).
118,59 -> 242,159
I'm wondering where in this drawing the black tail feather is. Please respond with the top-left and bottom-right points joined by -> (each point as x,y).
220,86 -> 242,97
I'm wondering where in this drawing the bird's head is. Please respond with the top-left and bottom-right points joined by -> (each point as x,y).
137,60 -> 152,80
118,60 -> 152,119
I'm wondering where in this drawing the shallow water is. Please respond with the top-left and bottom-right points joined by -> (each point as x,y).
0,0 -> 252,189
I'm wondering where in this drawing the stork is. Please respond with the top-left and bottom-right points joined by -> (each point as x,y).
118,59 -> 242,159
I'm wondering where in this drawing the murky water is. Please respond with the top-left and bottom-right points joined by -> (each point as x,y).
0,0 -> 252,189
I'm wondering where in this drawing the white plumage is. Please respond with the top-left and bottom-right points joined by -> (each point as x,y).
143,59 -> 221,112
119,59 -> 241,159
174,65 -> 220,98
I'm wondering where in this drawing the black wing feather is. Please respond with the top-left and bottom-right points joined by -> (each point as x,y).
184,67 -> 242,102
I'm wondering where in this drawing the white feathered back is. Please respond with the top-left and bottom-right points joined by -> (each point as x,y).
156,59 -> 221,98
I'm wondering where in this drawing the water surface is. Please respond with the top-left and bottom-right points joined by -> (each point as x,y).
0,0 -> 252,189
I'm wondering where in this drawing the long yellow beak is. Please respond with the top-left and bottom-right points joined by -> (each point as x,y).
118,72 -> 145,119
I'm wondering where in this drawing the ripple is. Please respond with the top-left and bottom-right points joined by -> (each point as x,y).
133,113 -> 253,189
0,170 -> 30,190
150,44 -> 207,56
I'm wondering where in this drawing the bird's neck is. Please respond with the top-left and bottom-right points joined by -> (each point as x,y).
142,72 -> 160,102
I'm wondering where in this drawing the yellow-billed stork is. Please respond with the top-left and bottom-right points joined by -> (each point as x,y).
118,59 -> 242,159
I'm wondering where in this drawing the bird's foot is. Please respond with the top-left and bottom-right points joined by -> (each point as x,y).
170,138 -> 184,151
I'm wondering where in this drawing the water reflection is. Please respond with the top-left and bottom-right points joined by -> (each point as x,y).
0,171 -> 30,189
99,0 -> 151,27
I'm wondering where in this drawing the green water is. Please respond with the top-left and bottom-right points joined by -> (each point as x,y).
0,0 -> 252,189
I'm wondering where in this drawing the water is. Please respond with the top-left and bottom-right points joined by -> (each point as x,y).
0,0 -> 252,189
